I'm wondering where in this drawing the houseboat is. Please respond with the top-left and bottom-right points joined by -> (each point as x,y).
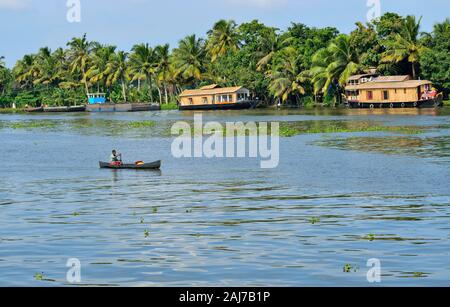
85,93 -> 160,112
178,84 -> 258,110
345,75 -> 443,108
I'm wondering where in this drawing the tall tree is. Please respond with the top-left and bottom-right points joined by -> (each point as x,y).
105,51 -> 130,102
207,20 -> 240,62
381,16 -> 425,79
87,45 -> 116,92
420,18 -> 450,97
128,43 -> 156,101
13,54 -> 38,89
308,34 -> 362,103
325,34 -> 362,89
172,35 -> 206,84
256,29 -> 292,72
66,34 -> 97,95
268,47 -> 305,104
155,44 -> 172,104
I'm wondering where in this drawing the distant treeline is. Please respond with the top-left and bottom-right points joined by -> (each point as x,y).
0,13 -> 449,108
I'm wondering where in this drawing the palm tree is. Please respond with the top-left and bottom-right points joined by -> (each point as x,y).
128,43 -> 156,101
432,18 -> 450,36
155,44 -> 172,104
172,35 -> 206,84
13,54 -> 39,89
66,34 -> 97,95
256,30 -> 292,72
86,45 -> 116,92
105,51 -> 130,102
207,20 -> 240,62
0,56 -> 5,69
301,48 -> 333,102
381,16 -> 425,79
324,35 -> 362,89
33,47 -> 56,87
307,35 -> 362,104
268,47 -> 305,104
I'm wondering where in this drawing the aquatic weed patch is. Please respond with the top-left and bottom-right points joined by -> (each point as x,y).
278,121 -> 426,137
314,135 -> 450,161
7,120 -> 60,130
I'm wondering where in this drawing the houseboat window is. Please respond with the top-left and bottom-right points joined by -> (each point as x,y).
188,98 -> 193,105
229,95 -> 233,102
404,89 -> 407,94
383,90 -> 389,100
367,91 -> 373,100
238,93 -> 249,101
202,97 -> 208,104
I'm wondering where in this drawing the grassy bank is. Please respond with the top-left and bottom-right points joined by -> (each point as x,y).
160,103 -> 178,110
443,100 -> 450,106
0,108 -> 25,114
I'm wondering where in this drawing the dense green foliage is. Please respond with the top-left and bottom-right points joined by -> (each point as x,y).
0,13 -> 449,108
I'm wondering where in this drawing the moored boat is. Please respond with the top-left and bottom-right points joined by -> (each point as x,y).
24,106 -> 44,113
99,160 -> 161,170
86,103 -> 161,112
86,93 -> 160,112
43,105 -> 86,113
345,74 -> 443,109
178,84 -> 259,111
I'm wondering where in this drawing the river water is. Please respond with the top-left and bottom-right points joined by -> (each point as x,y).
0,108 -> 449,286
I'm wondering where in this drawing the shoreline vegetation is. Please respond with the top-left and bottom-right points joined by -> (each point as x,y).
0,13 -> 449,110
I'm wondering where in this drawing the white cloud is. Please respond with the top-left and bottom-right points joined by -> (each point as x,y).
0,0 -> 31,10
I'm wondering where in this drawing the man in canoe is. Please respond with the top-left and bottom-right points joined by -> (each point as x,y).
110,150 -> 122,166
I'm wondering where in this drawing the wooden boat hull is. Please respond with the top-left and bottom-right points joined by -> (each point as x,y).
87,103 -> 161,112
25,107 -> 44,113
179,100 -> 257,111
99,160 -> 161,170
347,97 -> 443,109
43,106 -> 86,113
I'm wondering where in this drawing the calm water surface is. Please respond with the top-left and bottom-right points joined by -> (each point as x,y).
0,108 -> 449,286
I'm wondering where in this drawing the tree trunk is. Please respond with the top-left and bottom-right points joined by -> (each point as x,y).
82,68 -> 89,95
147,75 -> 154,102
157,86 -> 162,104
121,80 -> 127,102
412,63 -> 416,79
164,84 -> 168,104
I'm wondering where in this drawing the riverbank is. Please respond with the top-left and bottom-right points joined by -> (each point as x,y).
0,108 -> 25,114
1,102 -> 449,114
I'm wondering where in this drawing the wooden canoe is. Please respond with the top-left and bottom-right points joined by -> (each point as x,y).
99,160 -> 161,170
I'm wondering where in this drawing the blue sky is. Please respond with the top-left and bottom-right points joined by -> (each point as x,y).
1,0 -> 449,67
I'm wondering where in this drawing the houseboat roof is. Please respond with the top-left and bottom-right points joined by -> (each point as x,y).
349,80 -> 432,90
199,84 -> 220,90
372,75 -> 410,82
347,73 -> 378,81
179,85 -> 246,97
